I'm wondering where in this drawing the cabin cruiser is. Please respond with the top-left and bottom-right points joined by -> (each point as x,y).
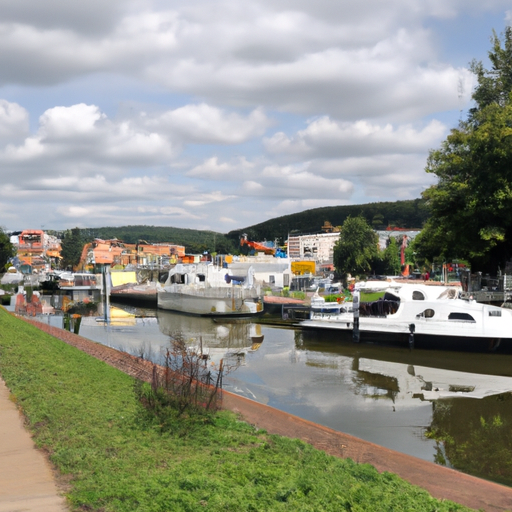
157,263 -> 263,316
301,283 -> 512,349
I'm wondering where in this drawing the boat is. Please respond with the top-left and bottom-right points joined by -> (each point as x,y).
157,263 -> 263,316
1,267 -> 25,285
300,282 -> 512,349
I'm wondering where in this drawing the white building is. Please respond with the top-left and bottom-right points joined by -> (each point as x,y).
287,232 -> 340,262
229,254 -> 292,288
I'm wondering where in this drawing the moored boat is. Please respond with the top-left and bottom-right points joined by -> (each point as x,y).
157,263 -> 263,316
300,282 -> 512,350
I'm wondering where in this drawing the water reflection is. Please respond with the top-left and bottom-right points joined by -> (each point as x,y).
427,393 -> 512,486
40,305 -> 512,486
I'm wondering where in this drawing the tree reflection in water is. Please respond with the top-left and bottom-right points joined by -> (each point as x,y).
426,393 -> 512,486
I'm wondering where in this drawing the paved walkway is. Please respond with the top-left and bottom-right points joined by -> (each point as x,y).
0,379 -> 68,512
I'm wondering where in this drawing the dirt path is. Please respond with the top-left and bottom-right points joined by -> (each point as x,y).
7,315 -> 512,512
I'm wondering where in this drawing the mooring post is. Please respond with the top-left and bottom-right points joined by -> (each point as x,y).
353,289 -> 360,343
409,323 -> 415,349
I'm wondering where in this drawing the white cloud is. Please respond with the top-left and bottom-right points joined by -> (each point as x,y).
0,1 -> 509,232
147,104 -> 270,144
0,100 -> 29,143
187,156 -> 256,180
265,117 -> 447,158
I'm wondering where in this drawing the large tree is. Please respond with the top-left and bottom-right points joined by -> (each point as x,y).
333,216 -> 379,283
415,28 -> 512,272
0,228 -> 15,271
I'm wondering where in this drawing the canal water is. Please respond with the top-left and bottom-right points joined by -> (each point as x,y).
42,304 -> 512,487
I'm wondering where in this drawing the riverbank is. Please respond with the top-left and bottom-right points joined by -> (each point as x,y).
1,309 -> 511,510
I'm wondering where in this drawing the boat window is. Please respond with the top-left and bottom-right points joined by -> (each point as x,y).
416,308 -> 435,318
171,274 -> 185,284
197,274 -> 206,282
412,291 -> 425,300
488,310 -> 502,317
448,312 -> 475,322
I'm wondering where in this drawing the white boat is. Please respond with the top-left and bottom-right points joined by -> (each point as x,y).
157,263 -> 263,316
1,267 -> 24,285
301,283 -> 512,349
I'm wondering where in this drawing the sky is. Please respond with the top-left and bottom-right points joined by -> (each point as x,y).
0,1 -> 511,235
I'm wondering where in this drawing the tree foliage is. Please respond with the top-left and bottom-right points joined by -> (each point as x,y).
0,228 -> 15,270
333,216 -> 379,282
60,227 -> 84,269
377,237 -> 402,276
415,28 -> 512,272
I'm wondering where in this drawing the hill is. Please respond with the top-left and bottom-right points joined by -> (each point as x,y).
227,199 -> 428,245
53,200 -> 428,255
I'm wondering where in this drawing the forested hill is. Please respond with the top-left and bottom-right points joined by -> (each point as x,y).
227,199 -> 429,244
68,199 -> 428,254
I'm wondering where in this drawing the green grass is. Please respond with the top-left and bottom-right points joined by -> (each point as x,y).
360,291 -> 386,302
0,308 -> 470,511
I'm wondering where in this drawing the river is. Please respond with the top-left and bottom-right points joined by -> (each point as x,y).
42,304 -> 512,487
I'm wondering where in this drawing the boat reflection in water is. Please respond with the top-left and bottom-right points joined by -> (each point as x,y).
47,304 -> 512,486
157,310 -> 264,364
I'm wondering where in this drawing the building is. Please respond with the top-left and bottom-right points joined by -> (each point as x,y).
78,239 -> 186,270
287,231 -> 340,263
15,230 -> 62,272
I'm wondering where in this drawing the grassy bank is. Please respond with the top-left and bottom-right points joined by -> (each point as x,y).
0,308 -> 470,511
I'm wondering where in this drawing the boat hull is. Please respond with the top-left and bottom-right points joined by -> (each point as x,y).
300,315 -> 512,350
158,289 -> 262,317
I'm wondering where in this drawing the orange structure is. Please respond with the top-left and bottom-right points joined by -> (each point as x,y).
240,235 -> 275,255
78,239 -> 137,269
78,239 -> 186,269
17,230 -> 62,271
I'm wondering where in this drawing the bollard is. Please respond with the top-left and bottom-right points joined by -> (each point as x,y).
352,290 -> 360,343
409,323 -> 415,349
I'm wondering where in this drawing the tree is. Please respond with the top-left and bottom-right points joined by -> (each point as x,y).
381,237 -> 402,276
333,216 -> 379,284
416,28 -> 512,272
60,228 -> 84,270
0,228 -> 15,271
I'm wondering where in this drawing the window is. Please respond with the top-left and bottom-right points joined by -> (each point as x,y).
269,275 -> 275,284
489,310 -> 502,317
416,308 -> 435,318
448,312 -> 475,322
412,291 -> 425,300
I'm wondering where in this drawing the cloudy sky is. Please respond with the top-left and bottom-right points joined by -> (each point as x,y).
0,1 -> 510,234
